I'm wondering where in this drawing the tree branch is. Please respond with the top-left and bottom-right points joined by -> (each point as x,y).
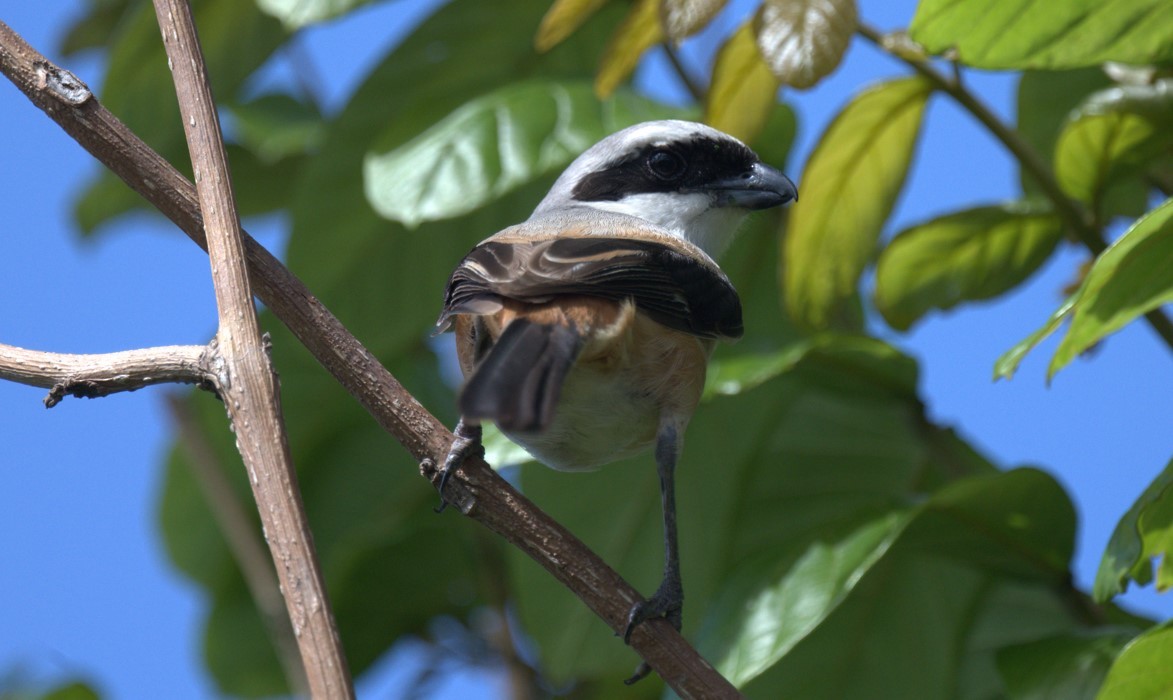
148,1 -> 353,696
0,342 -> 213,407
857,22 -> 1173,352
0,20 -> 738,698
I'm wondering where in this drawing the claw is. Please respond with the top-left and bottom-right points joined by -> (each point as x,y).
435,419 -> 483,513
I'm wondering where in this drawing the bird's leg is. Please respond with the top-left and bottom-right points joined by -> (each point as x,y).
435,418 -> 483,513
624,421 -> 684,642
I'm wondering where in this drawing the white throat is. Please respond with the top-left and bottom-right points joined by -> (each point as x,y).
581,194 -> 748,260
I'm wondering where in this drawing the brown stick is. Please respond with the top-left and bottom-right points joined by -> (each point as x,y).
0,342 -> 213,407
0,20 -> 740,698
148,2 -> 352,696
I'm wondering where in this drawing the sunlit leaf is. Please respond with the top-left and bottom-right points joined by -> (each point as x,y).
660,0 -> 728,41
995,630 -> 1134,700
784,77 -> 933,330
364,81 -> 681,227
910,0 -> 1173,69
993,296 -> 1077,381
535,0 -> 611,52
753,0 -> 856,89
595,0 -> 662,98
704,22 -> 779,144
1054,81 -> 1173,211
1097,625 -> 1173,700
1016,68 -> 1112,198
1095,458 -> 1173,601
256,0 -> 379,29
875,203 -> 1064,331
1050,198 -> 1173,376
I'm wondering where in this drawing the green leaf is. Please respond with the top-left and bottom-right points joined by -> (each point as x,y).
784,77 -> 933,331
875,203 -> 1064,331
707,468 -> 1076,689
715,512 -> 912,686
255,0 -> 379,29
1097,624 -> 1173,700
595,0 -> 662,98
228,94 -> 323,164
995,630 -> 1134,700
1095,457 -> 1173,601
364,81 -> 682,227
1050,197 -> 1173,376
993,296 -> 1077,381
1054,81 -> 1173,212
753,0 -> 857,89
73,0 -> 285,235
660,0 -> 728,41
40,681 -> 102,700
1016,68 -> 1112,198
910,0 -> 1173,69
59,0 -> 136,56
534,0 -> 611,52
704,22 -> 780,144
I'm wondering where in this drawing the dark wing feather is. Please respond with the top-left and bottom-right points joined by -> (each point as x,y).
440,237 -> 742,339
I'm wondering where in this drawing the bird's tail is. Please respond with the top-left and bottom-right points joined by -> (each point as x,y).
458,319 -> 583,433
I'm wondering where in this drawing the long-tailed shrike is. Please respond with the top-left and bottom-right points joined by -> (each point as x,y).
433,120 -> 797,675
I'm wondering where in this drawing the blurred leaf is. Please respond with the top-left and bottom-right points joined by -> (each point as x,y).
784,77 -> 932,331
39,682 -> 101,700
228,94 -> 323,164
660,0 -> 728,41
910,0 -> 1173,69
74,0 -> 285,235
1054,81 -> 1173,212
59,0 -> 136,56
1095,458 -> 1173,602
595,0 -> 662,98
535,0 -> 611,52
255,0 -> 379,29
364,81 -> 682,227
73,172 -> 146,237
1097,624 -> 1173,700
995,630 -> 1133,700
1050,197 -> 1173,376
875,203 -> 1064,331
753,0 -> 856,89
704,22 -> 779,144
1016,68 -> 1112,199
225,145 -> 307,218
993,296 -> 1076,381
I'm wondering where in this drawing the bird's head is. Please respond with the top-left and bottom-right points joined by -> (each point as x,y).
532,120 -> 797,259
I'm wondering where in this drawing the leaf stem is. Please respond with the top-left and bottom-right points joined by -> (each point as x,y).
857,23 -> 1173,351
662,41 -> 705,103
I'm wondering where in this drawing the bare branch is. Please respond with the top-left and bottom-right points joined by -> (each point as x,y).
0,342 -> 213,407
148,1 -> 353,696
0,21 -> 740,697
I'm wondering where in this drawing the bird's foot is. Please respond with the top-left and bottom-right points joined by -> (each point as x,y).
620,578 -> 683,684
434,420 -> 483,514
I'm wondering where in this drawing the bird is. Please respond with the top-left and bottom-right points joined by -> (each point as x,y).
432,119 -> 796,680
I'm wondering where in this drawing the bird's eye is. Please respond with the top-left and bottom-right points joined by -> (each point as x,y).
646,149 -> 685,181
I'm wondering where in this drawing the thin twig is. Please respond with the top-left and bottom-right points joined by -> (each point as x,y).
149,1 -> 353,696
166,394 -> 310,696
662,41 -> 705,103
857,22 -> 1173,351
0,21 -> 737,697
0,342 -> 213,407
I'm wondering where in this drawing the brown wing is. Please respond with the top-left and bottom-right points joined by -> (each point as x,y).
438,237 -> 742,340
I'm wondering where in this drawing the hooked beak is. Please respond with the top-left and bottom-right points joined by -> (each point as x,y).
710,162 -> 798,210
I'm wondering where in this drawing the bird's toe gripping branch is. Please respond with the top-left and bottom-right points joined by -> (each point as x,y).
433,419 -> 483,513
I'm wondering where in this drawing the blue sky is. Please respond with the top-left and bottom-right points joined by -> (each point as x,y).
1,0 -> 1170,697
